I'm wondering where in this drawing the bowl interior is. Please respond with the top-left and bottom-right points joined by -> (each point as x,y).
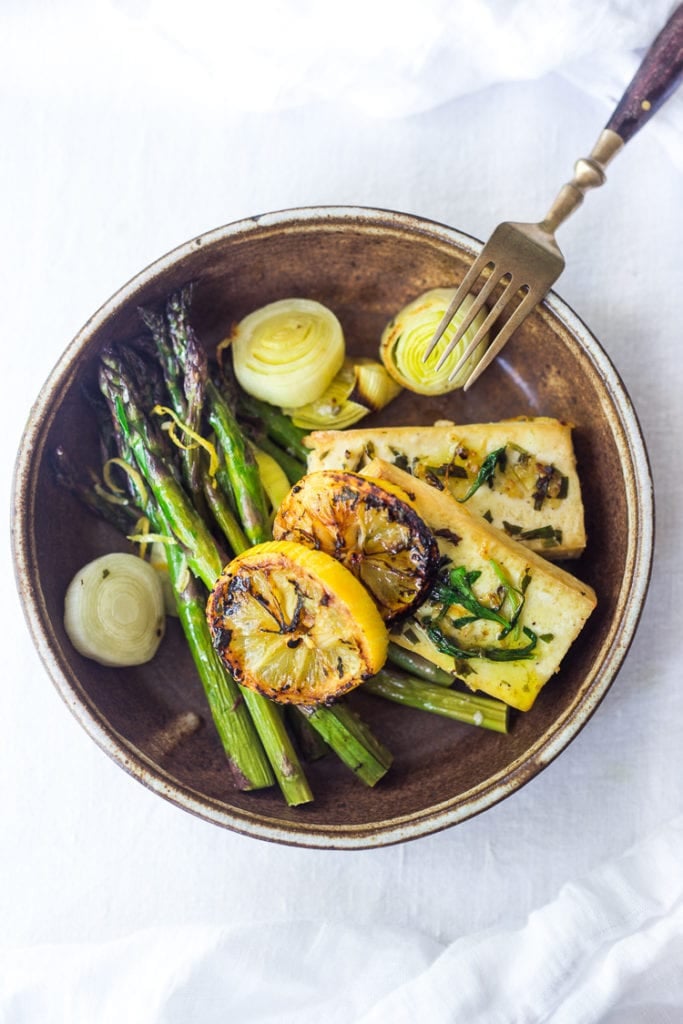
13,208 -> 653,847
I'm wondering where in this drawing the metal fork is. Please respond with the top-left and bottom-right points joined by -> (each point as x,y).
424,3 -> 683,390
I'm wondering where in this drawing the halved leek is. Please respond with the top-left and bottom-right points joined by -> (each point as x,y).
228,298 -> 345,408
283,358 -> 402,429
64,553 -> 166,667
379,288 -> 490,395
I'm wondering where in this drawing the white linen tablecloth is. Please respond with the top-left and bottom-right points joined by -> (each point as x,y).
2,1 -> 682,1020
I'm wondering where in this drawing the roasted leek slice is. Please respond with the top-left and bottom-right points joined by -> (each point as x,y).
207,540 -> 388,705
283,358 -> 402,429
228,298 -> 345,408
63,553 -> 166,667
272,470 -> 440,622
379,287 -> 489,395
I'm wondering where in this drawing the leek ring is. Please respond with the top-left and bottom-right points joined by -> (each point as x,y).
64,553 -> 166,666
229,298 -> 345,408
380,288 -> 490,395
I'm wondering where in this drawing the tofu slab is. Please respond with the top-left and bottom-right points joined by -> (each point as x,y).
305,417 -> 586,560
361,458 -> 597,712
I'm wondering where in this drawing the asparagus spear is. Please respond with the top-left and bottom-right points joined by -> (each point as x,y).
387,642 -> 456,687
297,702 -> 392,786
364,667 -> 509,734
52,444 -> 139,535
165,544 -> 276,790
246,431 -> 306,485
237,391 -> 310,462
164,288 -> 270,546
285,707 -> 330,762
135,311 -> 248,557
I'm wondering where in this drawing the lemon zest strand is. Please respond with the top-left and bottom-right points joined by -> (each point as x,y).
93,482 -> 130,506
174,558 -> 191,594
127,515 -> 152,560
103,457 -> 149,507
151,404 -> 219,478
126,516 -> 179,561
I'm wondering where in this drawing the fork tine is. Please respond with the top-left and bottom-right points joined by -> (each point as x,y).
445,274 -> 518,382
433,268 -> 503,372
462,289 -> 538,390
421,257 -> 490,363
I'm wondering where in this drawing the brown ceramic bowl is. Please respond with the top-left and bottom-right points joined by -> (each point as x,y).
12,207 -> 653,848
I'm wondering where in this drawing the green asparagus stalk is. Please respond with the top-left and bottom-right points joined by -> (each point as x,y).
98,387 -> 274,787
364,667 -> 509,734
138,306 -> 187,417
298,702 -> 393,786
239,693 -> 313,805
132,328 -> 249,558
248,432 -> 306,485
387,642 -> 456,687
205,378 -> 270,545
164,288 -> 270,546
202,479 -> 248,561
166,548 -> 275,790
52,444 -> 139,535
285,707 -> 330,762
99,350 -> 315,803
237,392 -> 310,462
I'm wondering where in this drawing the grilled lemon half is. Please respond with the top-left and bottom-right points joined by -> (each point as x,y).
273,470 -> 440,622
207,540 -> 388,705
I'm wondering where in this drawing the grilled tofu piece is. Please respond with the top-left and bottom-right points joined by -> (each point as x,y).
305,417 -> 586,560
361,459 -> 596,712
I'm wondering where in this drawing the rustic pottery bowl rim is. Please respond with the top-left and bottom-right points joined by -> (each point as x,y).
12,205 -> 654,849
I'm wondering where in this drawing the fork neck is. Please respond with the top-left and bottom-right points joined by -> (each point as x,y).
539,129 -> 624,234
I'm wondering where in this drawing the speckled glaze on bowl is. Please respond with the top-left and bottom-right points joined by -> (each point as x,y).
11,207 -> 653,848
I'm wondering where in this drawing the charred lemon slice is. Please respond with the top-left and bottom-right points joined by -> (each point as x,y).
272,470 -> 440,622
207,540 -> 388,705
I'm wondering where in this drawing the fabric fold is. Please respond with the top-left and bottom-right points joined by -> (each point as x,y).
2,815 -> 682,1023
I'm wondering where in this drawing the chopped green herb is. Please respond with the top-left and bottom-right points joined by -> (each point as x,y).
502,520 -> 523,536
457,447 -> 507,503
431,566 -> 509,632
489,559 -> 527,637
539,633 -> 555,643
425,621 -> 538,662
423,561 -> 535,662
482,510 -> 493,523
519,525 -> 563,545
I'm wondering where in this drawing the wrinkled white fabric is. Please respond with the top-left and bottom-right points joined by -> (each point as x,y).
2,815 -> 682,1023
2,0 -> 683,1020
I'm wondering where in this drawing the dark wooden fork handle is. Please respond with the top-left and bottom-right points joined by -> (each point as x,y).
606,4 -> 683,142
